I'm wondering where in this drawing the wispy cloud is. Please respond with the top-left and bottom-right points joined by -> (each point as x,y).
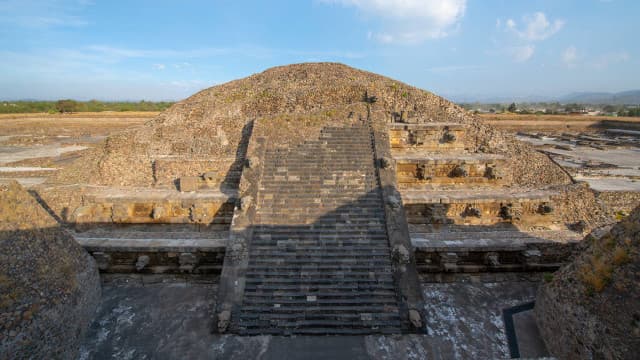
562,46 -> 578,68
494,12 -> 564,63
559,47 -> 629,69
0,0 -> 91,29
504,12 -> 565,41
508,45 -> 535,62
322,0 -> 467,44
592,51 -> 630,69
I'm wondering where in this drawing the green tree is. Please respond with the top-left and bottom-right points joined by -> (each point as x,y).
55,99 -> 78,113
507,103 -> 517,113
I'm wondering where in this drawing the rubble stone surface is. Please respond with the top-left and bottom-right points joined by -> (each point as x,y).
536,205 -> 640,359
0,181 -> 100,359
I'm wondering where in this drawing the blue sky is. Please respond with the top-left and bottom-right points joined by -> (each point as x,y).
0,0 -> 638,101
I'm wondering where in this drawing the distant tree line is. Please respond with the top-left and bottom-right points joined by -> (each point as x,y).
0,100 -> 174,114
460,101 -> 640,117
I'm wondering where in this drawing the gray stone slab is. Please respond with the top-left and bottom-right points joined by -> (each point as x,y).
80,277 -> 540,359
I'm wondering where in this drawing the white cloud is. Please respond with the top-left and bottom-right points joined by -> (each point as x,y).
152,64 -> 166,70
506,12 -> 564,41
509,45 -> 535,62
322,0 -> 467,43
562,46 -> 578,67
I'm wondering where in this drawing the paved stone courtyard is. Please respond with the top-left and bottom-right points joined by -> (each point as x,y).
79,275 -> 547,359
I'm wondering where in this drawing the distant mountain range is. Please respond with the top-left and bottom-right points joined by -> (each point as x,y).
558,90 -> 640,105
449,90 -> 640,105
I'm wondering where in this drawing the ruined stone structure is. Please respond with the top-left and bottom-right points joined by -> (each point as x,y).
34,63 -> 610,335
536,205 -> 640,359
0,181 -> 100,359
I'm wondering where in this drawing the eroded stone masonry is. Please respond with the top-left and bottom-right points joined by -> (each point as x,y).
6,63 -> 635,357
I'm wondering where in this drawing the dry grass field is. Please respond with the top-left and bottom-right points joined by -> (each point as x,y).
0,112 -> 156,138
480,113 -> 640,132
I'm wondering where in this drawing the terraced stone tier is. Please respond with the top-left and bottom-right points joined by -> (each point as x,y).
389,122 -> 466,151
393,152 -> 507,186
401,188 -> 559,226
410,225 -> 581,273
235,125 -> 404,335
72,187 -> 237,228
74,224 -> 228,273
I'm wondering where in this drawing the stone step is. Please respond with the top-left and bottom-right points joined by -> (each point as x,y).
250,245 -> 390,252
393,153 -> 505,164
253,217 -> 386,224
249,241 -> 389,248
244,283 -> 395,291
257,191 -> 377,196
247,260 -> 394,269
245,271 -> 393,281
239,304 -> 399,314
247,265 -> 393,272
238,309 -> 399,319
251,227 -> 389,234
248,252 -> 392,259
251,230 -> 388,238
253,215 -> 384,222
236,327 -> 401,336
255,213 -> 384,220
248,255 -> 392,263
245,290 -> 396,301
253,223 -> 386,230
257,197 -> 380,203
256,205 -> 382,210
238,317 -> 400,328
244,276 -> 393,285
241,297 -> 398,307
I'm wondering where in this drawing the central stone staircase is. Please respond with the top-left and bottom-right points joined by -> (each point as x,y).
235,125 -> 404,335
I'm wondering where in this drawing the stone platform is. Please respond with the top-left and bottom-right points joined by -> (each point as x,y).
79,274 -> 547,360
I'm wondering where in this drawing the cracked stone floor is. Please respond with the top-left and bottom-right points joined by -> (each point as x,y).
79,274 -> 549,360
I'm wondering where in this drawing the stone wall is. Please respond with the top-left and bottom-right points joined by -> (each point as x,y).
0,181 -> 101,359
536,205 -> 640,359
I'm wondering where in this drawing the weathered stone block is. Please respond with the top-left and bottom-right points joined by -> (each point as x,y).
179,176 -> 200,192
135,255 -> 150,271
111,204 -> 130,222
151,205 -> 166,220
440,252 -> 459,272
93,252 -> 111,271
189,203 -> 212,224
179,252 -> 198,272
